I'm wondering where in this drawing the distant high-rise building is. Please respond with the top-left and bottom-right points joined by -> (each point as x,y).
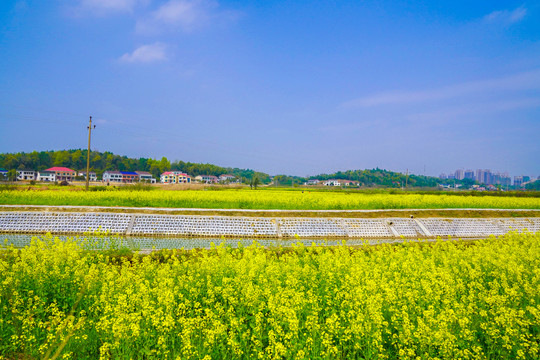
454,169 -> 464,180
476,169 -> 484,183
500,173 -> 511,187
476,169 -> 492,184
464,170 -> 475,180
447,174 -> 455,180
486,171 -> 494,185
439,173 -> 447,179
514,176 -> 524,187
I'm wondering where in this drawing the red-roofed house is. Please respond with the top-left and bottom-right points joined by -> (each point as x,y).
160,171 -> 191,184
45,167 -> 76,182
160,171 -> 174,183
174,173 -> 191,184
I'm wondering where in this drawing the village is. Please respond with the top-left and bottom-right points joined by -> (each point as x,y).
0,167 -> 364,187
0,167 -> 225,184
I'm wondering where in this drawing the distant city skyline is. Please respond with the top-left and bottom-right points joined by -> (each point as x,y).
439,168 -> 537,186
1,1 -> 539,176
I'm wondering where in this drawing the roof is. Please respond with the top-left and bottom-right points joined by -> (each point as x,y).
161,171 -> 172,176
121,171 -> 138,175
135,171 -> 152,175
0,168 -> 7,172
46,167 -> 75,172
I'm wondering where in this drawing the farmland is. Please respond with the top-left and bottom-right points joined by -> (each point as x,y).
1,231 -> 539,359
1,188 -> 539,210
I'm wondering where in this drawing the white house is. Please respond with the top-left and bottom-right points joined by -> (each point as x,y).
136,171 -> 156,183
78,171 -> 97,181
341,180 -> 359,186
17,170 -> 36,181
195,175 -> 218,184
102,171 -> 123,183
305,179 -> 320,185
323,179 -> 341,186
37,170 -> 56,182
219,174 -> 236,183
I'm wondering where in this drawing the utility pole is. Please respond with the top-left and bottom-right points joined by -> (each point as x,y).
405,169 -> 409,189
86,116 -> 95,191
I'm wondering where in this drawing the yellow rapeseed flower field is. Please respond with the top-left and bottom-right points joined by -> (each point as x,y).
1,232 -> 539,359
0,188 -> 539,209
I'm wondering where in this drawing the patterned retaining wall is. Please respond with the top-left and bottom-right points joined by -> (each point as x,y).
0,212 -> 539,238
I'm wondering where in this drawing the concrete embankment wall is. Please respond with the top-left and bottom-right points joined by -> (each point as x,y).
0,212 -> 539,238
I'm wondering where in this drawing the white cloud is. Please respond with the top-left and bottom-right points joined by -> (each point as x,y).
483,6 -> 527,24
342,69 -> 540,108
76,0 -> 148,15
94,118 -> 109,124
136,0 -> 240,33
119,43 -> 168,63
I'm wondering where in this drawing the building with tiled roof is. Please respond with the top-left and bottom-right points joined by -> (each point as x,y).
219,174 -> 237,183
45,167 -> 76,182
160,171 -> 191,184
103,171 -> 122,183
37,170 -> 56,182
121,171 -> 138,183
135,171 -> 156,183
16,170 -> 37,181
195,175 -> 219,184
78,171 -> 97,181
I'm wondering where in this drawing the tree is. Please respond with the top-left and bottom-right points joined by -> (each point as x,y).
250,175 -> 260,189
7,169 -> 17,182
525,180 -> 540,191
159,157 -> 171,173
71,150 -> 84,169
53,151 -> 70,167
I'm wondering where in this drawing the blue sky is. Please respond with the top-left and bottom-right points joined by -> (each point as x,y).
0,0 -> 539,177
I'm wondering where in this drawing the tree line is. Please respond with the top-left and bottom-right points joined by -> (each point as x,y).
0,150 -> 270,182
1,150 -> 477,188
309,168 -> 445,188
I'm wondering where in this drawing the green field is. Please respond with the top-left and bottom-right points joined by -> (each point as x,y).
1,232 -> 539,359
1,188 -> 539,210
